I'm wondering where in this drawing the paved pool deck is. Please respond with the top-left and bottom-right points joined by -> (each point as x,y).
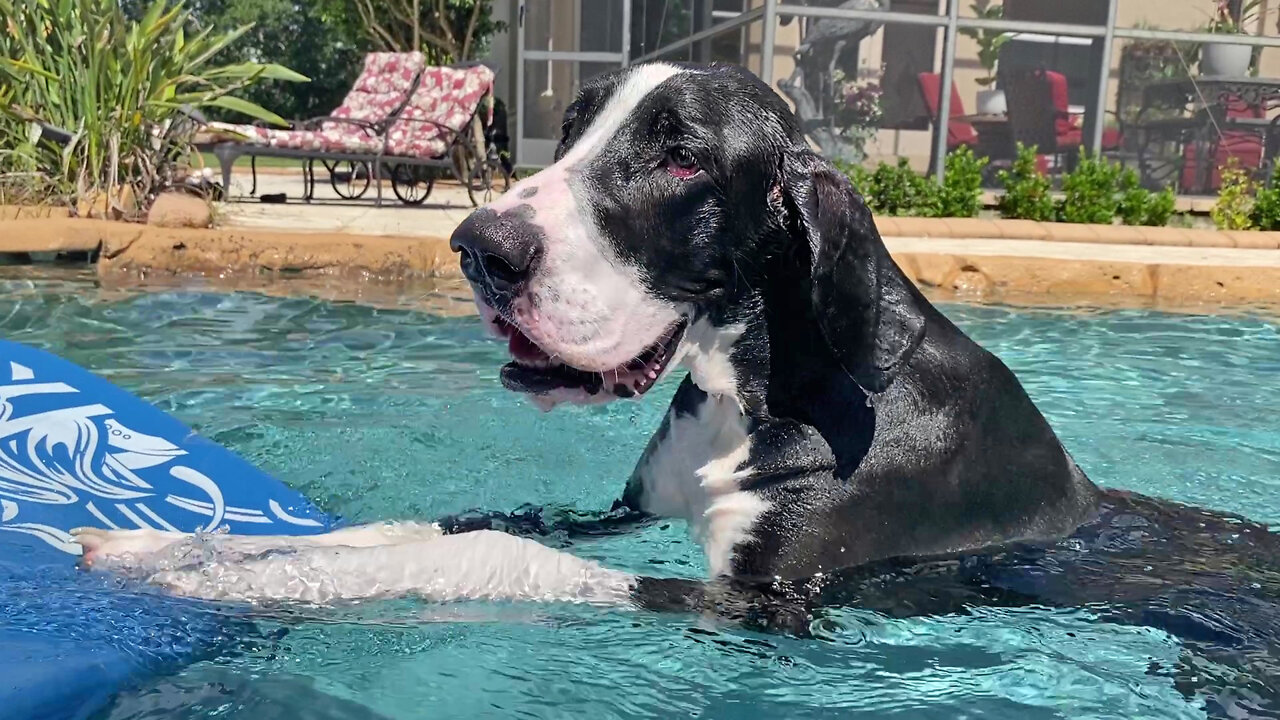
217,171 -> 480,240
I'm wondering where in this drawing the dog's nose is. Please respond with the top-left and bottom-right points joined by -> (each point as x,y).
449,208 -> 542,301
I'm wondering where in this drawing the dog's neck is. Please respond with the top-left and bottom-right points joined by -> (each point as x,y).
674,286 -> 875,483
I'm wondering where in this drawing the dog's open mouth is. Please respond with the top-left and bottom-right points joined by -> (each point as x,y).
491,316 -> 687,398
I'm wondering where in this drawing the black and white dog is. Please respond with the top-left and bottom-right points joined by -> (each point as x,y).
77,63 -> 1280,704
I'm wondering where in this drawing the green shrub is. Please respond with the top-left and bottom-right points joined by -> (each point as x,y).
1058,151 -> 1122,224
1116,168 -> 1147,225
850,158 -> 937,216
1115,168 -> 1175,227
1211,160 -> 1256,230
0,0 -> 305,213
1144,188 -> 1177,227
936,146 -> 988,218
1251,183 -> 1280,231
871,158 -> 938,216
996,143 -> 1054,221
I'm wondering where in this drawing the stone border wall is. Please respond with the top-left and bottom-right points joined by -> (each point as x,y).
4,213 -> 1279,307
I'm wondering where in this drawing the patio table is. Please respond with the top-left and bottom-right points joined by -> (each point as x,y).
1132,76 -> 1280,193
954,113 -> 1014,162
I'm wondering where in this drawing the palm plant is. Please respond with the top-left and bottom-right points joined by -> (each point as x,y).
0,0 -> 306,216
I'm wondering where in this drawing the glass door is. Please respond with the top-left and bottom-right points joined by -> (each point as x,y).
516,0 -> 631,167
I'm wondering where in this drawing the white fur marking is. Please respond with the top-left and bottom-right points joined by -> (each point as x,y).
635,391 -> 769,578
674,318 -> 745,401
72,524 -> 637,606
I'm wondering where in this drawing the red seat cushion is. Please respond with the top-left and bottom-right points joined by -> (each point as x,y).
1178,93 -> 1264,191
1040,70 -> 1123,152
916,72 -> 978,149
1180,134 -> 1263,191
1044,71 -> 1075,139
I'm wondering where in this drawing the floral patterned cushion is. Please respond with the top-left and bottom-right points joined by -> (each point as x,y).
384,65 -> 495,159
329,51 -> 426,124
216,51 -> 426,153
222,125 -> 381,153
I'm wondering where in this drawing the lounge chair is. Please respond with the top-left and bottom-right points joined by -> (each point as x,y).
208,51 -> 425,201
374,62 -> 499,207
210,58 -> 501,207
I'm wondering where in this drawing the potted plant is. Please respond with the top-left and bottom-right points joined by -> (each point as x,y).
831,72 -> 884,163
1201,0 -> 1259,76
960,0 -> 1011,114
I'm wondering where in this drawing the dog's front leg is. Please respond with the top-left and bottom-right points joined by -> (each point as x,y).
73,526 -> 637,606
435,502 -> 654,543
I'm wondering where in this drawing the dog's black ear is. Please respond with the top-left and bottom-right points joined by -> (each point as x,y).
778,150 -> 926,395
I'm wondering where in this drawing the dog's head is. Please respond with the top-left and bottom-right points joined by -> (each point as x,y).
451,62 -> 922,411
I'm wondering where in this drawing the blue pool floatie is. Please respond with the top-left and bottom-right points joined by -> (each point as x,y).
0,339 -> 336,720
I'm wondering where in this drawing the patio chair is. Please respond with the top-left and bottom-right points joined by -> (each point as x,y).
1006,67 -> 1126,174
208,51 -> 426,200
1003,68 -> 1066,170
1180,95 -> 1264,193
374,63 -> 499,207
916,72 -> 979,152
1042,70 -> 1122,152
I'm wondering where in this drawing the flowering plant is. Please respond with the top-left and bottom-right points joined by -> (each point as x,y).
829,76 -> 883,162
834,81 -> 883,131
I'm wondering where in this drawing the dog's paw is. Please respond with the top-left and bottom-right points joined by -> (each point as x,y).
71,527 -> 186,569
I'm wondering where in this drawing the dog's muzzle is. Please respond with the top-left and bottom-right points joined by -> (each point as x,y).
450,206 -> 544,307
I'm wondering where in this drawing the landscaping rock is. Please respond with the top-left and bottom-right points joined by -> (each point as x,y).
947,265 -> 996,297
147,192 -> 212,229
76,185 -> 138,220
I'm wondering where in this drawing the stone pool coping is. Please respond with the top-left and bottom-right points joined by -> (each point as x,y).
4,211 -> 1280,308
873,217 -> 1280,249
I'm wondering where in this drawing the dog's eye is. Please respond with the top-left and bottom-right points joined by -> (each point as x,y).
664,147 -> 701,179
559,104 -> 579,141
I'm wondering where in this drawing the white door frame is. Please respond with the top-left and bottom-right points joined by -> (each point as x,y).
515,0 -> 631,169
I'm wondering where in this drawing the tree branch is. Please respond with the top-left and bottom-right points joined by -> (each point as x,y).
355,0 -> 403,51
461,0 -> 482,60
433,0 -> 458,56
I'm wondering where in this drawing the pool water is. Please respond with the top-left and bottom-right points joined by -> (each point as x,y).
5,269 -> 1280,719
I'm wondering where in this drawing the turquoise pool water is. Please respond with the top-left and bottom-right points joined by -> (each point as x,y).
5,269 -> 1279,719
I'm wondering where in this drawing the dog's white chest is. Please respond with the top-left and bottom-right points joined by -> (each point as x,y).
633,394 -> 769,577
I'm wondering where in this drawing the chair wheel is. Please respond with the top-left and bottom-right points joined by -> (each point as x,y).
390,164 -> 435,205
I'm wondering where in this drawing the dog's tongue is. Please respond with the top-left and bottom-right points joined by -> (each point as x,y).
508,329 -> 550,363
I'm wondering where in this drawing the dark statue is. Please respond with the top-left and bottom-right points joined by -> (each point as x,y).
777,0 -> 889,160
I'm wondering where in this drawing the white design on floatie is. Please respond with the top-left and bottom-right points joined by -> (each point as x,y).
0,358 -> 322,554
